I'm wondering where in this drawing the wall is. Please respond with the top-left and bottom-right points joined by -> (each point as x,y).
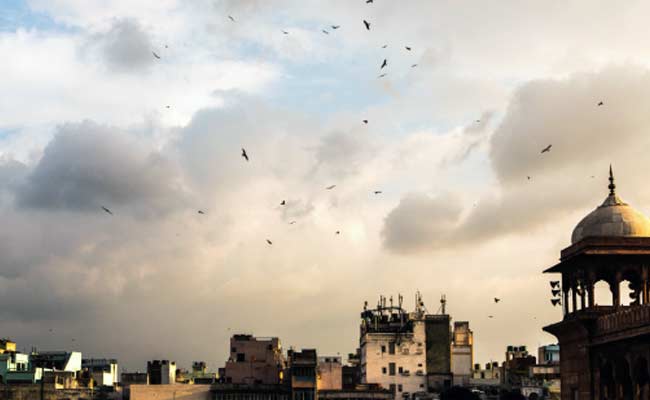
317,359 -> 342,390
361,320 -> 427,399
0,384 -> 92,400
128,384 -> 211,400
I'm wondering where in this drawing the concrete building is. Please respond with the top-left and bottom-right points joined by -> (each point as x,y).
450,322 -> 473,387
31,351 -> 82,373
318,356 -> 343,391
0,339 -> 16,355
503,346 -> 536,387
360,293 -> 451,400
537,345 -> 559,366
82,358 -> 119,387
543,168 -> 650,400
222,334 -> 286,385
122,371 -> 149,386
0,352 -> 41,384
470,362 -> 501,387
288,349 -> 318,400
147,360 -> 177,385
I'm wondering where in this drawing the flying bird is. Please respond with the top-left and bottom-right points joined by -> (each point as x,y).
366,0 -> 373,3
380,59 -> 387,69
550,281 -> 560,288
266,239 -> 273,245
280,200 -> 286,206
326,185 -> 337,190
331,25 -> 340,29
551,289 -> 561,297
289,221 -> 297,225
228,15 -> 236,22
241,148 -> 249,161
166,105 -> 171,109
551,298 -> 562,306
494,298 -> 501,303
198,210 -> 205,215
405,46 -> 412,51
597,101 -> 604,106
152,51 -> 161,59
101,206 -> 113,215
541,144 -> 552,154
374,191 -> 382,194
363,20 -> 371,30
527,176 -> 531,180
282,30 -> 289,34
488,315 -> 494,319
322,29 -> 329,35
411,64 -> 418,68
336,231 -> 340,235
381,44 -> 388,48
363,119 -> 368,124
378,73 -> 387,78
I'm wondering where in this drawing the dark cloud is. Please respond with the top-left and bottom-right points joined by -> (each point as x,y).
90,18 -> 155,73
17,120 -> 187,215
382,192 -> 462,253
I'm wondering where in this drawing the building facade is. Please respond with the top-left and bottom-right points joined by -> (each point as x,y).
147,360 -> 177,385
360,293 -> 451,400
222,335 -> 286,385
81,358 -> 119,387
318,357 -> 343,391
450,322 -> 473,387
543,168 -> 650,400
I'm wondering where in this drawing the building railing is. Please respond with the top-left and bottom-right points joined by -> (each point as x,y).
595,304 -> 650,334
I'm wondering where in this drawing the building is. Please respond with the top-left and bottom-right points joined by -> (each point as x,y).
222,334 -> 286,385
450,322 -> 473,387
470,362 -> 501,387
122,371 -> 149,386
289,349 -> 318,400
31,351 -> 82,373
318,357 -> 343,390
0,351 -> 42,384
211,383 -> 290,400
342,351 -> 361,390
82,358 -> 119,387
543,168 -> 650,400
360,293 -> 451,399
0,339 -> 16,355
502,346 -> 536,387
318,384 -> 393,400
537,345 -> 559,366
147,360 -> 177,385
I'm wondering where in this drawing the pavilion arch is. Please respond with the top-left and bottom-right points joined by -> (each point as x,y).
594,280 -> 614,307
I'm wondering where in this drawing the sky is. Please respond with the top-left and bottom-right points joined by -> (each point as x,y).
4,0 -> 650,372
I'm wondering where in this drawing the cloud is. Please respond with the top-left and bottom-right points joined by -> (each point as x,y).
16,120 -> 187,215
88,18 -> 154,73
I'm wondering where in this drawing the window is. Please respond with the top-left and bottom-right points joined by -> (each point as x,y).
389,363 -> 396,376
382,367 -> 387,374
398,366 -> 403,374
231,347 -> 237,353
398,384 -> 403,392
420,384 -> 424,388
389,342 -> 396,355
237,353 -> 246,362
389,384 -> 396,394
381,345 -> 386,353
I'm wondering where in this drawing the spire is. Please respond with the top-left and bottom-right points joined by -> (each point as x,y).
608,164 -> 616,196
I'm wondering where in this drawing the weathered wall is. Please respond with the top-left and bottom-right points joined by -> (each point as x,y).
0,384 -> 93,400
129,384 -> 211,400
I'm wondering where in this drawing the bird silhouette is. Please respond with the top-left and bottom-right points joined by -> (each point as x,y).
363,120 -> 368,124
331,25 -> 340,29
551,298 -> 562,306
228,15 -> 236,22
597,101 -> 604,106
101,206 -> 113,215
289,221 -> 297,225
378,73 -> 387,78
541,144 -> 552,153
152,51 -> 161,59
326,185 -> 336,190
381,44 -> 388,48
366,0 -> 373,3
380,59 -> 387,69
280,200 -> 286,206
374,191 -> 382,194
411,64 -> 418,68
494,298 -> 501,303
405,46 -> 412,51
241,148 -> 249,161
335,231 -> 340,235
198,210 -> 205,215
363,20 -> 371,30
527,176 -> 531,180
550,281 -> 560,289
166,105 -> 170,108
266,239 -> 273,245
282,30 -> 289,34
488,315 -> 494,319
322,29 -> 329,35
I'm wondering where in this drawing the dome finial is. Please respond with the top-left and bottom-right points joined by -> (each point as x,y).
609,164 -> 616,196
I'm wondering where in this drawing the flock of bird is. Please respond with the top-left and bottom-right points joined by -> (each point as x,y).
100,1 -> 608,316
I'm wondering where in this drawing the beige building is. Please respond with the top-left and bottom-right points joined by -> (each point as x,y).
450,322 -> 473,386
222,334 -> 285,384
0,339 -> 16,354
317,356 -> 343,390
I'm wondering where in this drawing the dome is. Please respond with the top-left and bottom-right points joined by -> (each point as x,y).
571,167 -> 650,244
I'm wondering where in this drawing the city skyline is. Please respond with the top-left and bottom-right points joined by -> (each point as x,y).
4,0 -> 650,371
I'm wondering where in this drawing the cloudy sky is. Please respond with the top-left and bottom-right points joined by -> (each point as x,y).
4,0 -> 650,372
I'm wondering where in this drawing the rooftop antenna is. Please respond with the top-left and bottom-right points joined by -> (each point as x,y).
439,294 -> 447,315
